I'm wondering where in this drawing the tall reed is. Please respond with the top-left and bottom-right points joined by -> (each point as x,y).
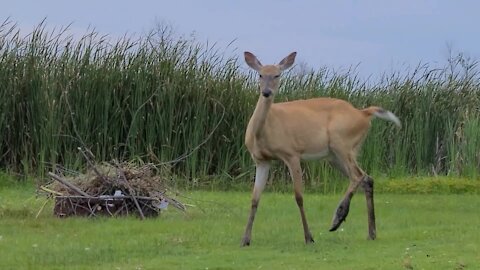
0,20 -> 479,188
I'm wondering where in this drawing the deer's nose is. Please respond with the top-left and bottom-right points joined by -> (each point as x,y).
262,89 -> 272,97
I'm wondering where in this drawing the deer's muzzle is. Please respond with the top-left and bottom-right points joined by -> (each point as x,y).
262,89 -> 272,97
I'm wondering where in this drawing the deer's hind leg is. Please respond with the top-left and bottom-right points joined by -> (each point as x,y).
328,149 -> 365,232
362,175 -> 376,239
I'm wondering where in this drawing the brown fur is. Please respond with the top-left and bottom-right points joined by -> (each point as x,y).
245,97 -> 374,162
240,52 -> 399,246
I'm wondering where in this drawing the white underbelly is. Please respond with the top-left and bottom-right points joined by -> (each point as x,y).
300,149 -> 330,160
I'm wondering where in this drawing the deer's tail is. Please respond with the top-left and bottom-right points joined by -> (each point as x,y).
362,106 -> 401,128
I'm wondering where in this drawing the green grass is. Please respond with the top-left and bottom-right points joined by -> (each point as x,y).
1,182 -> 479,269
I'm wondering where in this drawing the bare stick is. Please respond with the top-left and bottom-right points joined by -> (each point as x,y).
48,172 -> 91,197
40,185 -> 63,196
54,195 -> 157,200
115,163 -> 145,220
35,198 -> 50,219
113,203 -> 127,216
77,147 -> 109,184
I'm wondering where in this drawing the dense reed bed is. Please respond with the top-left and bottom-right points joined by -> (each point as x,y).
0,20 -> 479,187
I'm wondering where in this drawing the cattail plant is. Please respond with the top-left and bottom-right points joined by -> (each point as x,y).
0,20 -> 479,189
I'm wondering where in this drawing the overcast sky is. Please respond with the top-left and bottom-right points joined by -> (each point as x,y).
4,0 -> 480,80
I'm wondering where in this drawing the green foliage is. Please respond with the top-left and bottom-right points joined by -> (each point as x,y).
0,20 -> 480,187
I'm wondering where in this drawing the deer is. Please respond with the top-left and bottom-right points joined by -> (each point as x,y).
241,51 -> 401,247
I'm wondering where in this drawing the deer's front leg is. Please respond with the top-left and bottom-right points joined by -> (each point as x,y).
241,161 -> 270,247
285,157 -> 314,244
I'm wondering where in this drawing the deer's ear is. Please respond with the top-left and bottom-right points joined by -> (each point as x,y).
278,52 -> 296,71
244,51 -> 263,71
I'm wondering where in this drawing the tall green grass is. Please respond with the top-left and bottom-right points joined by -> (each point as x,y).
0,20 -> 479,186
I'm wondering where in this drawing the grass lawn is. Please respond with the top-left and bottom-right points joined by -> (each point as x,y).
0,181 -> 479,270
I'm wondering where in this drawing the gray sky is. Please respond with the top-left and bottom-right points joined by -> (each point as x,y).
4,0 -> 480,80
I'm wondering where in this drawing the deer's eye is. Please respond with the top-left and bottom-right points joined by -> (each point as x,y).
259,74 -> 263,78
274,75 -> 280,78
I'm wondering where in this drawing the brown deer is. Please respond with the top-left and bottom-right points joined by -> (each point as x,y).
241,51 -> 401,246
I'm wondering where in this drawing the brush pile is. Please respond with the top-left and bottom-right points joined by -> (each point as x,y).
42,162 -> 185,219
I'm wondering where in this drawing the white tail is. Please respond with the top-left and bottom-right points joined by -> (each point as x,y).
362,106 -> 402,128
240,51 -> 401,247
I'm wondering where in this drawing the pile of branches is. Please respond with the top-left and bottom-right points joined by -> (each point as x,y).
42,160 -> 185,219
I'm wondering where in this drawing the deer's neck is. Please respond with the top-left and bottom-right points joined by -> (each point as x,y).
250,96 -> 273,137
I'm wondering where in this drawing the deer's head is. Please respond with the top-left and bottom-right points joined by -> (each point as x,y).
244,51 -> 296,98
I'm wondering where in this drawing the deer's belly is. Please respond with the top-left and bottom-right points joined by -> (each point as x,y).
301,149 -> 330,160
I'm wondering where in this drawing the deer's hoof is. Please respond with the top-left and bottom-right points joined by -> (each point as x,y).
305,235 -> 315,244
240,237 -> 251,247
